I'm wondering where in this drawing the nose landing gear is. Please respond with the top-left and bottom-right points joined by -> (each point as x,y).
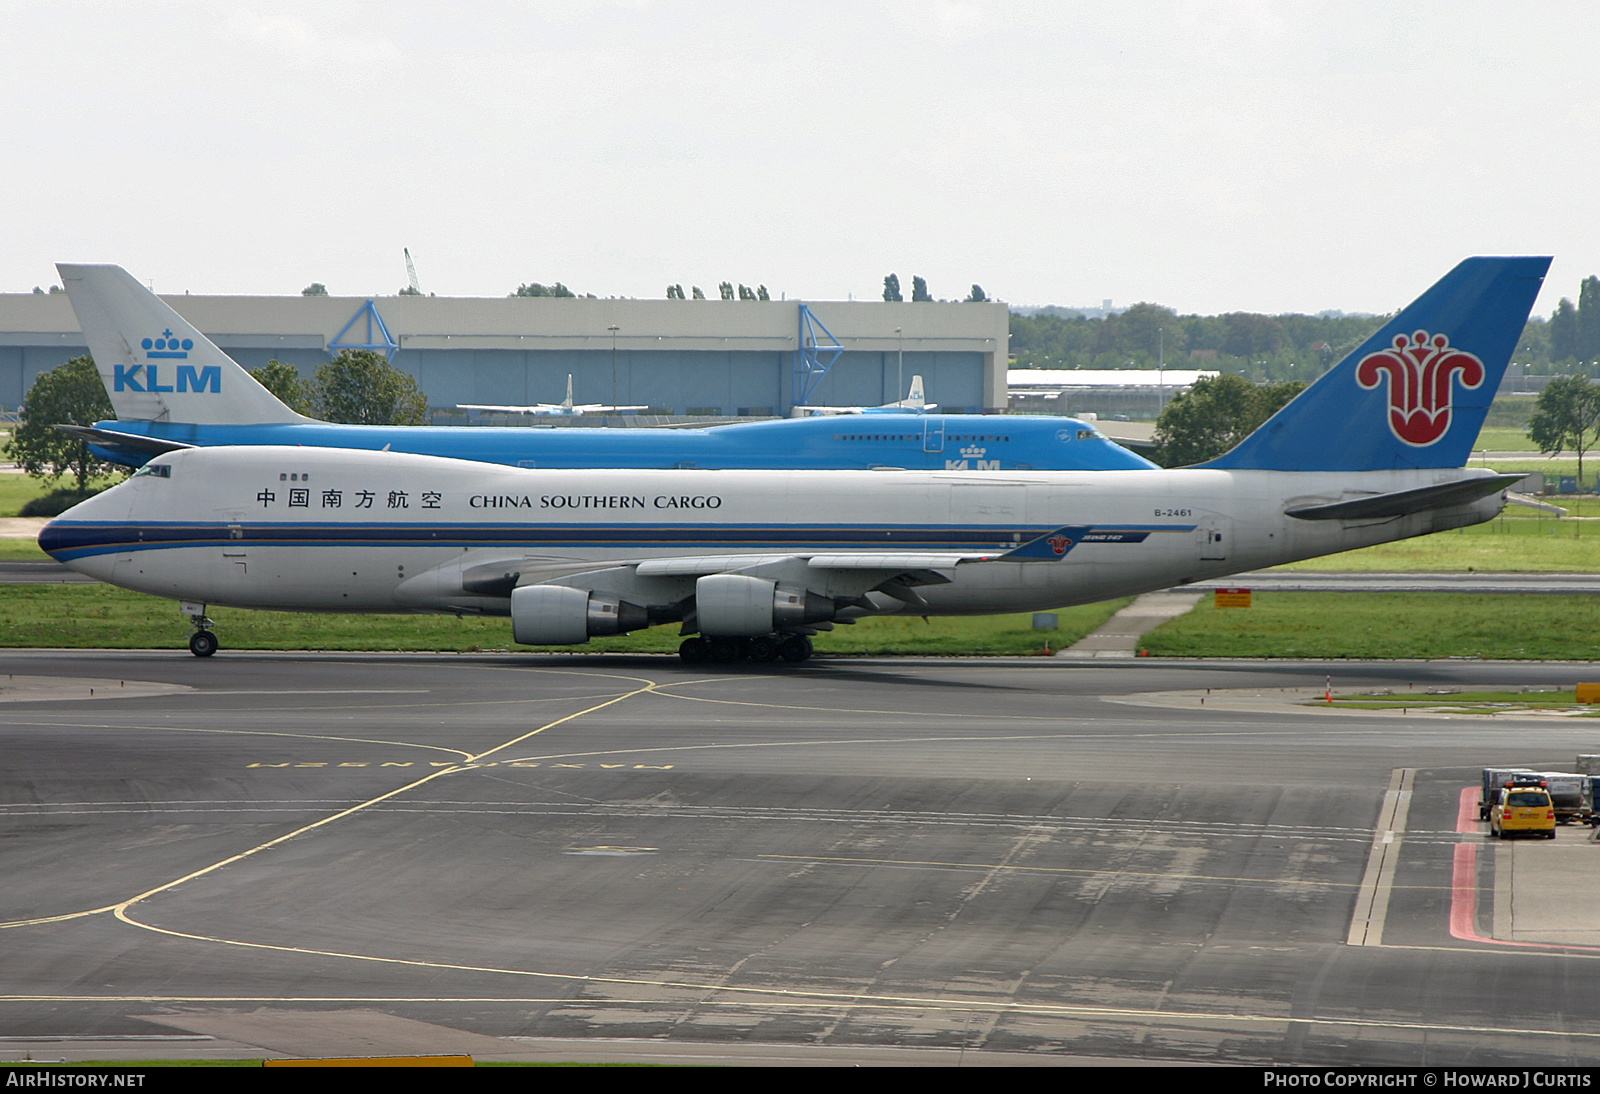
181,602 -> 219,658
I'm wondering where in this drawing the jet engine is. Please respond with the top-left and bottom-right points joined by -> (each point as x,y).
510,584 -> 650,645
694,573 -> 836,636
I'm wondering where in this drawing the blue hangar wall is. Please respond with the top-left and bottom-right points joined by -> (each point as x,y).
0,294 -> 1009,416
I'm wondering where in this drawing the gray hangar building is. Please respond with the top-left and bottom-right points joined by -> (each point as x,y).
0,291 -> 1009,418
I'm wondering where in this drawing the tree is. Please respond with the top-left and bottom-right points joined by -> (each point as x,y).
512,282 -> 576,298
911,276 -> 932,302
1103,302 -> 1183,359
248,360 -> 314,416
301,283 -> 328,296
691,286 -> 705,300
666,284 -> 685,299
737,283 -> 756,301
1528,374 -> 1600,483
1550,298 -> 1580,363
1151,374 -> 1306,467
398,285 -> 423,296
757,285 -> 770,301
5,356 -> 118,492
719,282 -> 735,300
883,274 -> 902,302
1581,276 -> 1600,364
965,284 -> 988,303
312,350 -> 429,425
1219,313 -> 1285,358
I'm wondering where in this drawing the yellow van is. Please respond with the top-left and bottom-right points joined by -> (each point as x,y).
1490,786 -> 1557,839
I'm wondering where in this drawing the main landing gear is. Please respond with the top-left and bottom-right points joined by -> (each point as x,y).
678,634 -> 813,665
181,602 -> 219,658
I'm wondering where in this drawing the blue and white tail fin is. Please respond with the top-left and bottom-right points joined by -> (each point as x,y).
1204,256 -> 1550,471
56,264 -> 311,425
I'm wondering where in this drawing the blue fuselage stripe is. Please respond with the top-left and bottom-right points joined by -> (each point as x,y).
39,521 -> 1192,561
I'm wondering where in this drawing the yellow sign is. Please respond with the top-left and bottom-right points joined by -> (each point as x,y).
1578,683 -> 1600,704
1214,588 -> 1252,608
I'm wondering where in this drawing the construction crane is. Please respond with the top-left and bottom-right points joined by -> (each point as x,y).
404,248 -> 422,295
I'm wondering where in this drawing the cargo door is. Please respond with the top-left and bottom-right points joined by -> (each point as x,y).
1197,517 -> 1230,561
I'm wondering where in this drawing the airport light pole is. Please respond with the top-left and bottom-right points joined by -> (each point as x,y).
895,327 -> 903,406
1157,326 -> 1165,415
608,324 -> 620,420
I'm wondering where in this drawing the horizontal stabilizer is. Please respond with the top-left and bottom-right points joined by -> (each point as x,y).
53,423 -> 195,456
1284,475 -> 1522,521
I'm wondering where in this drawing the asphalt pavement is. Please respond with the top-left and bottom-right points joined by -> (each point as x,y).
3,651 -> 1600,1065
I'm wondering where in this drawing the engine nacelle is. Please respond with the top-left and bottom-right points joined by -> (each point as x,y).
511,584 -> 649,645
696,574 -> 835,636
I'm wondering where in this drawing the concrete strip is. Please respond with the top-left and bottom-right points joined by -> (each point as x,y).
0,560 -> 96,584
0,517 -> 48,538
1057,591 -> 1202,659
1175,571 -> 1600,594
0,675 -> 192,703
1494,840 -> 1513,940
1348,768 -> 1415,946
1498,827 -> 1600,945
1109,686 -> 1600,722
135,1010 -> 517,1062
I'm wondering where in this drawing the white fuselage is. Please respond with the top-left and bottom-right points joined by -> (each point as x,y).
43,446 -> 1506,623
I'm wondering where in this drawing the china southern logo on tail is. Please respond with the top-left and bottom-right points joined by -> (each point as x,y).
1356,330 -> 1484,447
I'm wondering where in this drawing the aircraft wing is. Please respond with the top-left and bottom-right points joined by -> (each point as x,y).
455,403 -> 564,414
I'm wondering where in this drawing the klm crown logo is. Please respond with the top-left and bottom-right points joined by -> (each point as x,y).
960,443 -> 986,460
142,329 -> 193,359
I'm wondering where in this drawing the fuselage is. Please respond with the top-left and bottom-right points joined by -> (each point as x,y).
43,445 -> 1506,621
87,414 -> 1157,473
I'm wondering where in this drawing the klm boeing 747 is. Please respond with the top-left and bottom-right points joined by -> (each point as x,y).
55,265 -> 1155,474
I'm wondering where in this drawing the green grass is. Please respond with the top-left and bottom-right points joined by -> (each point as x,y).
0,472 -> 123,517
0,473 -> 47,516
0,584 -> 1130,656
0,538 -> 49,560
1143,592 -> 1600,660
1475,427 -> 1541,451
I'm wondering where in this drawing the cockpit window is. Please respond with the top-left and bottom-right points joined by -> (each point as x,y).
133,463 -> 172,479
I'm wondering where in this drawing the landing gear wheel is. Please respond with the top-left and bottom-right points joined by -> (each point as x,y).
708,637 -> 746,664
778,635 -> 813,663
678,637 -> 710,664
188,630 -> 219,658
747,635 -> 780,663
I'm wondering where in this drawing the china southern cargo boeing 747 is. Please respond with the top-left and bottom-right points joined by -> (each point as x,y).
41,257 -> 1545,664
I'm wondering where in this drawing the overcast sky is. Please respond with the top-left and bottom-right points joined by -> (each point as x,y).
4,2 -> 1594,316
